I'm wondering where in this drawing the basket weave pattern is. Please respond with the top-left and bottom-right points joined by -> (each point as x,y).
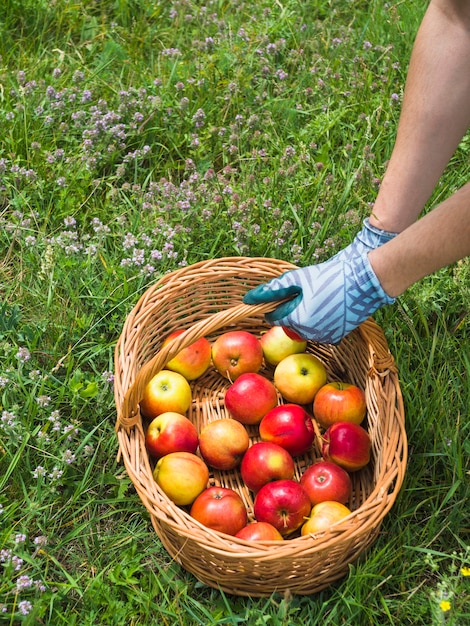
114,257 -> 407,596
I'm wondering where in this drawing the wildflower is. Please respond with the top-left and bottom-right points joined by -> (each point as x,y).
16,347 -> 31,362
18,600 -> 32,616
63,450 -> 76,464
461,566 -> 470,576
14,534 -> 26,545
439,600 -> 451,612
36,395 -> 51,407
33,535 -> 48,547
33,466 -> 46,478
16,575 -> 33,591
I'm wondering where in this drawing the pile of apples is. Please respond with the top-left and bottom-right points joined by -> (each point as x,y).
140,326 -> 372,540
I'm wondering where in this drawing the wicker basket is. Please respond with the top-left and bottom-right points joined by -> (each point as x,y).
114,257 -> 407,597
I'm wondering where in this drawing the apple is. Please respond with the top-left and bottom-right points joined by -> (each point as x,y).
281,327 -> 306,342
240,442 -> 295,492
253,479 -> 312,536
140,369 -> 192,419
190,486 -> 248,536
259,404 -> 315,456
274,353 -> 327,404
313,382 -> 367,428
322,422 -> 371,471
301,501 -> 351,536
259,326 -> 307,366
162,330 -> 212,380
211,330 -> 264,380
198,418 -> 250,470
152,451 -> 209,506
145,411 -> 198,459
224,373 -> 278,425
300,461 -> 352,505
234,521 -> 284,541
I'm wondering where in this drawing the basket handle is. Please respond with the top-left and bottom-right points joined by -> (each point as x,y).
116,300 -> 283,431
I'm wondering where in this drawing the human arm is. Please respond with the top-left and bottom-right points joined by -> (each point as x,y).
243,0 -> 470,342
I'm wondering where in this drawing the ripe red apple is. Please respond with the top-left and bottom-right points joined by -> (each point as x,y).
322,422 -> 371,471
162,330 -> 212,380
240,442 -> 295,493
145,411 -> 198,459
253,479 -> 312,536
211,330 -> 263,380
153,451 -> 209,506
224,372 -> 278,425
234,521 -> 284,541
300,461 -> 352,505
140,369 -> 192,419
301,501 -> 351,536
274,353 -> 327,404
190,486 -> 248,536
198,418 -> 249,470
259,326 -> 307,366
313,382 -> 367,428
259,403 -> 315,456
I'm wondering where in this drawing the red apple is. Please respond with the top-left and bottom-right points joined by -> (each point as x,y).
274,353 -> 327,404
211,330 -> 263,380
300,461 -> 352,505
140,369 -> 192,419
313,382 -> 367,428
322,422 -> 371,471
235,521 -> 284,541
145,411 -> 198,459
259,326 -> 307,366
259,404 -> 315,456
301,501 -> 351,536
190,486 -> 248,536
162,330 -> 212,380
198,418 -> 249,470
253,479 -> 312,536
153,451 -> 209,506
240,442 -> 295,493
224,372 -> 278,425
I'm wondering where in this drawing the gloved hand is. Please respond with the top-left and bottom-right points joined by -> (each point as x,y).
243,218 -> 398,344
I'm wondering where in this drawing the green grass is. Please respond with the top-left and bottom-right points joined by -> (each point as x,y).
1,0 -> 469,623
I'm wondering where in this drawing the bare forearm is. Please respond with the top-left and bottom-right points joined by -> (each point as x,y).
369,182 -> 470,297
370,0 -> 470,233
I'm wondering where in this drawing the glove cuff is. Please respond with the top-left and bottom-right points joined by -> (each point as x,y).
358,217 -> 398,249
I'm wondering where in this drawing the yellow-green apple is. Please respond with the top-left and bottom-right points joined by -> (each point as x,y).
162,330 -> 212,380
313,382 -> 366,428
240,441 -> 295,492
253,479 -> 312,536
211,330 -> 263,380
259,326 -> 307,366
259,403 -> 315,456
274,353 -> 327,404
152,451 -> 209,506
140,369 -> 192,419
145,411 -> 198,459
301,500 -> 351,535
190,486 -> 248,535
198,418 -> 249,470
300,460 -> 352,505
224,372 -> 278,425
322,422 -> 371,471
234,521 -> 284,541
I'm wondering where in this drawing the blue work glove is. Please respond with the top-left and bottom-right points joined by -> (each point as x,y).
243,218 -> 398,344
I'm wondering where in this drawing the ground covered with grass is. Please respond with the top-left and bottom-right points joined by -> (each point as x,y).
1,0 -> 469,623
